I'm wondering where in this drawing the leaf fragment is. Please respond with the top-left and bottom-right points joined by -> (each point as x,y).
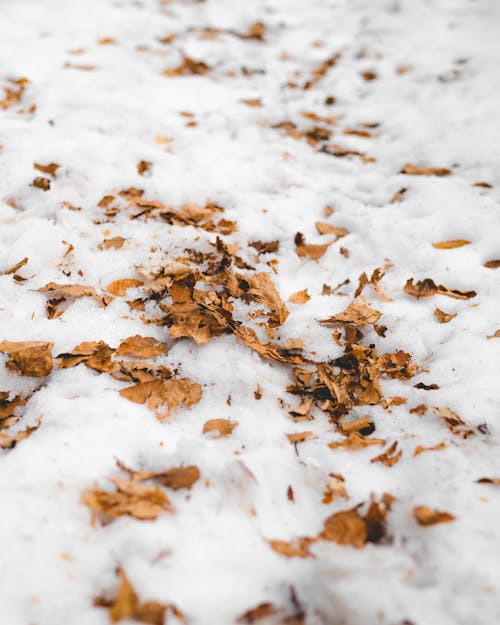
107,279 -> 144,296
434,308 -> 456,323
288,289 -> 310,304
432,240 -> 470,249
413,506 -> 455,526
400,163 -> 452,176
202,418 -> 238,438
269,536 -> 316,558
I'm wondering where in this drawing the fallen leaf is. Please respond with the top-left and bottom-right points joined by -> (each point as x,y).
437,407 -> 474,437
413,506 -> 455,526
370,441 -> 402,467
269,537 -> 316,558
477,478 -> 500,485
320,508 -> 367,547
95,567 -> 169,625
237,602 -> 278,624
294,232 -> 329,260
117,461 -> 200,491
107,279 -> 144,296
203,418 -> 238,438
400,163 -> 452,176
116,336 -> 166,358
38,282 -> 97,298
413,442 -> 446,456
329,432 -> 386,450
320,297 -> 381,326
34,162 -> 59,177
487,330 -> 500,339
82,477 -> 172,523
484,260 -> 500,269
99,237 -> 126,250
404,278 -> 476,300
315,222 -> 349,237
432,240 -> 470,249
2,257 -> 28,275
245,272 -> 289,327
137,160 -> 152,176
57,341 -> 115,372
0,417 -> 41,449
390,187 -> 407,203
0,341 -> 53,376
120,378 -> 202,418
288,289 -> 310,304
32,177 -> 51,190
434,308 -> 456,323
286,431 -> 313,444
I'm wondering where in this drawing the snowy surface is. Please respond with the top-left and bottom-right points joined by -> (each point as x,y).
1,0 -> 500,624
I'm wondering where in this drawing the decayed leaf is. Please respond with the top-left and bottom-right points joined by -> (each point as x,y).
288,289 -> 310,304
413,506 -> 455,526
404,278 -> 476,300
237,602 -> 278,624
294,232 -> 329,260
107,279 -> 144,296
320,297 -> 381,326
0,341 -> 53,377
315,222 -> 349,238
434,308 -> 456,323
400,163 -> 452,176
437,407 -> 474,437
484,260 -> 500,269
57,341 -> 115,372
116,336 -> 166,358
329,432 -> 386,450
137,160 -> 152,176
269,536 -> 316,558
34,162 -> 60,177
322,474 -> 348,503
203,418 -> 238,438
82,477 -> 172,523
38,282 -> 97,298
370,441 -> 402,467
432,240 -> 470,249
120,378 -> 202,418
286,431 -> 313,444
95,567 -> 169,625
99,237 -> 126,250
413,442 -> 446,456
0,417 -> 42,449
477,478 -> 500,485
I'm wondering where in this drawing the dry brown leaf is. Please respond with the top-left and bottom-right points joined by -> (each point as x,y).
321,508 -> 367,547
432,240 -> 470,249
99,237 -> 126,250
329,432 -> 386,450
117,336 -> 166,358
164,56 -> 210,77
484,260 -> 500,269
246,272 -> 289,327
320,297 -> 381,326
370,441 -> 402,467
137,160 -> 152,176
337,415 -> 372,435
437,407 -> 474,437
82,477 -> 172,523
434,308 -> 456,323
401,163 -> 452,176
477,477 -> 500,485
0,417 -> 41,449
2,257 -> 28,275
95,567 -> 169,625
390,187 -> 407,203
288,289 -> 310,304
413,506 -> 455,526
57,341 -> 115,373
286,431 -> 313,444
413,442 -> 446,456
32,177 -> 51,191
404,278 -> 476,300
107,279 -> 144,296
294,232 -> 329,260
203,418 -> 238,438
315,222 -> 349,237
120,378 -> 201,418
38,282 -> 97,298
288,398 -> 313,419
34,162 -> 59,177
487,330 -> 500,339
269,536 -> 316,558
355,267 -> 393,302
237,603 -> 278,624
0,341 -> 53,377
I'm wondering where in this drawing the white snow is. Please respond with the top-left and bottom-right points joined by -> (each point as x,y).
1,0 -> 500,624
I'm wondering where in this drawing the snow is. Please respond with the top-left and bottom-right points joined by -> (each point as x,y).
1,0 -> 500,624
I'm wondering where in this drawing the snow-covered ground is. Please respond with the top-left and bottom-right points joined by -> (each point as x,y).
1,1 -> 500,624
